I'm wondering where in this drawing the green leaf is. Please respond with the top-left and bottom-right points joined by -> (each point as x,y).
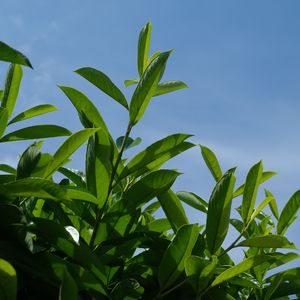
110,279 -> 144,300
44,128 -> 99,178
116,136 -> 141,151
58,167 -> 86,187
277,189 -> 300,235
157,189 -> 189,233
211,255 -> 276,287
206,169 -> 236,254
120,133 -> 193,180
237,235 -> 295,249
200,145 -> 222,182
249,196 -> 274,223
265,189 -> 279,220
8,104 -> 57,125
158,224 -> 199,291
0,164 -> 16,174
1,64 -> 22,118
176,191 -> 208,213
66,187 -> 98,205
0,41 -> 32,68
59,269 -> 78,300
130,50 -> 172,125
241,161 -> 263,224
147,50 -> 161,65
0,258 -> 17,300
124,79 -> 139,87
0,107 -> 8,138
75,67 -> 128,109
0,125 -> 71,142
153,80 -> 188,96
138,21 -> 152,76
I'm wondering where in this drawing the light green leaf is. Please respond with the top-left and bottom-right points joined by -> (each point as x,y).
0,107 -> 8,138
158,224 -> 199,291
124,79 -> 139,87
1,64 -> 22,118
44,128 -> 99,178
250,196 -> 274,223
0,125 -> 71,142
75,67 -> 128,109
66,187 -> 98,205
0,89 -> 3,99
130,50 -> 172,125
153,80 -> 188,96
237,235 -> 295,249
0,164 -> 16,174
241,161 -> 263,224
200,145 -> 222,182
138,21 -> 152,76
0,41 -> 32,68
265,189 -> 279,220
0,258 -> 17,300
147,50 -> 161,66
277,190 -> 300,235
211,255 -> 276,287
59,269 -> 77,300
176,191 -> 208,213
8,104 -> 57,125
206,169 -> 236,254
58,167 -> 86,187
157,189 -> 189,232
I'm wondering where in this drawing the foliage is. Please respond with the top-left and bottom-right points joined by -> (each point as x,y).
0,22 -> 299,300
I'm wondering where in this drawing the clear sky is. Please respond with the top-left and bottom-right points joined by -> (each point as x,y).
1,1 -> 300,251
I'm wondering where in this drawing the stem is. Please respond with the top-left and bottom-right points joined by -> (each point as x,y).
155,279 -> 188,299
218,230 -> 245,259
89,122 -> 133,248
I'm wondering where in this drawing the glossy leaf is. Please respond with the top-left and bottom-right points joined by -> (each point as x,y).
0,258 -> 17,300
1,64 -> 22,118
124,79 -> 139,87
0,125 -> 71,142
176,191 -> 208,213
265,189 -> 279,220
206,169 -> 236,254
241,161 -> 263,224
8,104 -> 57,125
59,269 -> 77,300
157,189 -> 189,232
237,235 -> 295,249
0,164 -> 16,174
44,128 -> 99,178
249,196 -> 274,223
200,145 -> 222,182
58,167 -> 86,187
0,41 -> 32,68
75,67 -> 128,109
66,187 -> 98,205
129,50 -> 172,125
158,224 -> 199,291
147,50 -> 161,65
138,21 -> 152,76
277,189 -> 300,235
153,80 -> 188,96
0,107 -> 8,138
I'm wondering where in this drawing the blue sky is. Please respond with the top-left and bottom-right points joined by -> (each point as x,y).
1,1 -> 300,252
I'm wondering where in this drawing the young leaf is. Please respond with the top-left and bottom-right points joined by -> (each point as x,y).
153,80 -> 188,97
44,128 -> 99,178
158,224 -> 199,291
129,50 -> 172,125
124,79 -> 139,87
265,189 -> 279,220
0,125 -> 71,142
237,235 -> 295,249
1,64 -> 22,118
0,258 -> 17,300
176,191 -> 208,213
200,145 -> 222,182
241,161 -> 263,224
206,169 -> 236,254
277,189 -> 300,235
138,21 -> 152,76
0,41 -> 32,68
8,104 -> 57,125
59,269 -> 78,300
249,196 -> 274,223
75,67 -> 128,109
0,108 -> 8,138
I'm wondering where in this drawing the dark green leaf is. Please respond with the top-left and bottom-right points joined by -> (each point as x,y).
0,108 -> 8,138
0,258 -> 17,300
0,164 -> 16,174
200,145 -> 222,182
153,80 -> 188,96
176,191 -> 208,213
59,269 -> 77,300
138,22 -> 152,76
58,167 -> 86,187
110,279 -> 144,300
75,67 -> 128,109
237,235 -> 295,249
116,136 -> 142,151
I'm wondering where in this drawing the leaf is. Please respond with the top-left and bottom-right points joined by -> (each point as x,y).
241,161 -> 263,224
0,164 -> 16,174
176,191 -> 208,213
59,269 -> 78,300
200,145 -> 222,182
58,167 -> 86,187
0,108 -> 8,138
277,189 -> 300,235
249,196 -> 274,223
0,41 -> 32,68
147,50 -> 161,65
44,128 -> 99,178
237,235 -> 295,249
153,80 -> 188,96
157,189 -> 189,232
211,255 -> 276,287
129,50 -> 172,125
0,125 -> 71,142
66,187 -> 98,205
75,67 -> 128,109
1,64 -> 22,119
206,169 -> 236,254
110,279 -> 144,300
116,136 -> 141,151
120,133 -> 194,180
158,224 -> 199,291
0,258 -> 17,300
265,189 -> 279,220
124,79 -> 139,87
8,104 -> 57,125
138,21 -> 152,76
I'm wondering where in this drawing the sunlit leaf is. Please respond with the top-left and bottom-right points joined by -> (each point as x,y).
176,191 -> 208,213
138,21 -> 152,76
237,235 -> 295,249
200,145 -> 222,182
0,258 -> 17,300
124,79 -> 139,87
0,107 -> 8,138
153,80 -> 188,96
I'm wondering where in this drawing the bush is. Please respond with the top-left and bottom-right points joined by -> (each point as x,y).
0,22 -> 299,300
